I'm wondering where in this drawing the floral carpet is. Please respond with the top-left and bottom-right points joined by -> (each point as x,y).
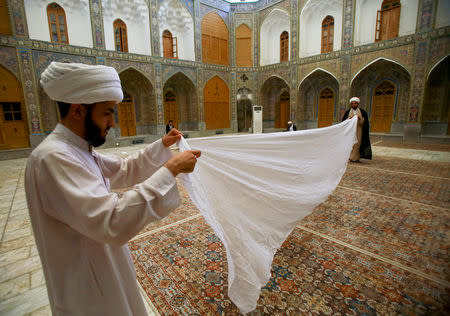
130,155 -> 450,315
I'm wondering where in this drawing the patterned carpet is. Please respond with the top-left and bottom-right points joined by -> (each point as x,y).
129,155 -> 450,315
373,142 -> 450,152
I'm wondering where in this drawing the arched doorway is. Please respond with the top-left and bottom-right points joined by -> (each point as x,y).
204,76 -> 230,130
0,66 -> 29,149
164,90 -> 177,129
422,56 -> 450,135
237,88 -> 253,132
318,87 -> 335,128
201,12 -> 229,65
277,90 -> 290,128
371,81 -> 396,133
297,69 -> 339,128
351,59 -> 410,133
260,76 -> 290,129
163,72 -> 198,131
119,68 -> 156,135
118,91 -> 136,137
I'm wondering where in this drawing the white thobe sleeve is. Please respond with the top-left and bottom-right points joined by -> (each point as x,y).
95,139 -> 173,189
32,147 -> 180,246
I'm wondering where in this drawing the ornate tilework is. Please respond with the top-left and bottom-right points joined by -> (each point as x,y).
290,0 -> 298,59
32,50 -> 96,79
428,36 -> 450,75
342,0 -> 354,49
161,65 -> 197,86
197,68 -> 204,122
150,0 -> 161,56
0,46 -> 19,79
408,41 -> 428,123
154,63 -> 164,127
418,0 -> 434,32
351,44 -> 415,79
89,0 -> 105,48
7,0 -> 28,37
17,48 -> 40,133
203,69 -> 231,88
258,66 -> 290,88
107,59 -> 154,86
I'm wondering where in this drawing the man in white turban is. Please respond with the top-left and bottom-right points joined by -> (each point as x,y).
342,97 -> 372,161
25,62 -> 201,316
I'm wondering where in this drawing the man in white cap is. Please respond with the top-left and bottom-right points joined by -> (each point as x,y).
286,120 -> 297,131
342,97 -> 372,162
25,62 -> 201,316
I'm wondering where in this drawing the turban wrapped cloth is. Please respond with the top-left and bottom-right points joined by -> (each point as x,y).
349,97 -> 360,104
40,62 -> 123,104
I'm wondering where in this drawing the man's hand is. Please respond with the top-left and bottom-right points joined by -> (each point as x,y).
162,128 -> 183,147
164,150 -> 201,177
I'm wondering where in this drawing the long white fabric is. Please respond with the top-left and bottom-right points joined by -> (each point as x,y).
179,116 -> 358,313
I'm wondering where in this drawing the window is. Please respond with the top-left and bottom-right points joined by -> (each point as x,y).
321,16 -> 334,53
201,12 -> 229,65
114,19 -> 128,52
162,30 -> 178,59
375,0 -> 401,41
1,102 -> 22,121
280,31 -> 289,62
47,3 -> 69,44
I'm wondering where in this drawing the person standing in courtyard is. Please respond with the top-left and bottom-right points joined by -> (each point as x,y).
25,62 -> 201,316
342,97 -> 372,162
166,119 -> 175,134
286,120 -> 297,131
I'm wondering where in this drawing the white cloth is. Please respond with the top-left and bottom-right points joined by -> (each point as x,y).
40,62 -> 123,104
25,124 -> 180,316
349,97 -> 360,104
179,116 -> 358,313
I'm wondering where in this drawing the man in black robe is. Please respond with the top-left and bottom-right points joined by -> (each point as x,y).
342,97 -> 372,161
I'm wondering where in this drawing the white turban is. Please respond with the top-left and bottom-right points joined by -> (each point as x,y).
349,97 -> 360,104
40,62 -> 123,104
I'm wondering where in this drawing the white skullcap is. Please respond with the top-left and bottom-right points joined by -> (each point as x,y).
40,62 -> 123,104
288,121 -> 293,124
349,97 -> 360,104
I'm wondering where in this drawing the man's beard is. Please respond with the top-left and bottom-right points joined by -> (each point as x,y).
84,108 -> 107,147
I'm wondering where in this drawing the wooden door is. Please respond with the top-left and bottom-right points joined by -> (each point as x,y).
371,81 -> 395,132
118,92 -> 136,137
204,76 -> 230,130
318,87 -> 335,128
236,24 -> 252,67
280,31 -> 289,62
201,12 -> 229,65
164,90 -> 178,129
276,91 -> 290,128
0,0 -> 12,35
0,66 -> 29,149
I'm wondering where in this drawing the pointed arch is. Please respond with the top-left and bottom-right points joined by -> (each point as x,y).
201,12 -> 229,65
113,19 -> 128,52
236,23 -> 252,67
163,72 -> 198,131
427,55 -> 450,81
260,8 -> 290,65
0,65 -> 30,149
280,31 -> 289,62
298,68 -> 339,89
204,76 -> 230,130
351,57 -> 410,85
47,2 -> 69,44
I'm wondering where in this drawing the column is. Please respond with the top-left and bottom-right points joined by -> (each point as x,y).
89,0 -> 105,49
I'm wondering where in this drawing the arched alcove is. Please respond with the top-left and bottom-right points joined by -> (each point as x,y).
204,76 -> 230,130
351,59 -> 411,133
299,0 -> 342,57
201,12 -> 229,65
260,9 -> 290,66
260,76 -> 290,129
119,68 -> 156,135
297,69 -> 339,129
163,72 -> 198,131
422,56 -> 450,135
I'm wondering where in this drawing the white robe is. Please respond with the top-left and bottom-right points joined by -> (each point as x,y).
25,124 -> 181,316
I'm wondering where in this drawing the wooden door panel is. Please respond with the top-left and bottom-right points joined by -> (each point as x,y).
204,77 -> 230,130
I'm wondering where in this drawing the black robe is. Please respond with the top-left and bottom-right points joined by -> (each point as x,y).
342,108 -> 372,160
